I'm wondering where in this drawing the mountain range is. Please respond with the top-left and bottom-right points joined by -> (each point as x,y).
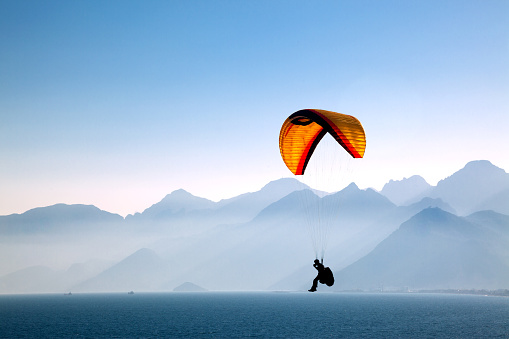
0,160 -> 507,293
334,208 -> 509,291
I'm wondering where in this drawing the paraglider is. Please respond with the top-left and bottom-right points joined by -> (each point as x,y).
279,109 -> 366,176
279,109 -> 366,291
308,259 -> 335,292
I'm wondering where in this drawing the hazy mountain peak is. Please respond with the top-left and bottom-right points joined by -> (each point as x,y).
341,182 -> 359,193
440,160 -> 506,183
71,247 -> 170,292
173,281 -> 207,292
210,177 -> 309,224
22,203 -> 120,218
463,159 -> 502,171
253,188 -> 318,222
466,210 -> 509,231
130,247 -> 157,257
472,188 -> 509,216
168,188 -> 193,197
348,182 -> 359,189
403,197 -> 456,215
260,178 -> 306,191
399,207 -> 483,238
254,178 -> 310,198
159,189 -> 202,204
337,205 -> 509,291
336,182 -> 381,200
0,203 -> 123,235
142,189 -> 215,218
412,206 -> 453,221
396,207 -> 459,234
432,160 -> 509,215
380,175 -> 431,206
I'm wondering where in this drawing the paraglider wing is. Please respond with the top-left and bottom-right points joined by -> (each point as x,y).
279,109 -> 366,175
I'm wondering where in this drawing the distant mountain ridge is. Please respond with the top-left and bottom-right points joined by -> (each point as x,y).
335,207 -> 509,291
0,160 -> 508,293
173,282 -> 207,292
124,178 -> 310,230
74,248 -> 173,292
140,189 -> 216,218
0,204 -> 123,235
412,160 -> 509,215
380,175 -> 431,205
2,160 -> 506,223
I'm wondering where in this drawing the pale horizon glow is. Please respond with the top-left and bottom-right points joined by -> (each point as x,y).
1,0 -> 508,217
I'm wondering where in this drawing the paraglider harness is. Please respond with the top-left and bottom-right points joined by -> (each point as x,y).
316,259 -> 334,287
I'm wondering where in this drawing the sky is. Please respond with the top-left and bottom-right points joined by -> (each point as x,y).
1,0 -> 508,217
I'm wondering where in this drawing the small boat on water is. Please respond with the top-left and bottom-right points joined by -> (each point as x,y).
64,292 -> 72,295
128,291 -> 134,295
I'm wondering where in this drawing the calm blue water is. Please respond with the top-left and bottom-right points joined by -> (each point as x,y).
0,292 -> 508,338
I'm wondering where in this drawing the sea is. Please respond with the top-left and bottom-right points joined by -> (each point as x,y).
0,292 -> 508,338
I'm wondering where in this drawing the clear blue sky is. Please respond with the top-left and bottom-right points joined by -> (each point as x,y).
1,0 -> 508,216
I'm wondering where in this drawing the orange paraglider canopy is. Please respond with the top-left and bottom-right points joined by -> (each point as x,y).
279,109 -> 366,175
